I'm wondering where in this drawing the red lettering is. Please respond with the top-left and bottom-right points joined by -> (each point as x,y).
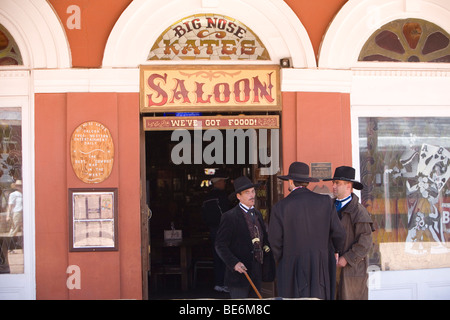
252,73 -> 274,103
226,22 -> 236,34
147,73 -> 168,107
234,26 -> 246,39
195,82 -> 212,103
173,25 -> 185,38
207,17 -> 217,28
234,79 -> 251,103
217,19 -> 227,30
171,78 -> 191,104
192,18 -> 201,29
214,83 -> 231,103
183,21 -> 193,33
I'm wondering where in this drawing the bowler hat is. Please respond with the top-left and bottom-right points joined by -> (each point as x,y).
233,176 -> 259,195
323,166 -> 364,190
277,162 -> 319,183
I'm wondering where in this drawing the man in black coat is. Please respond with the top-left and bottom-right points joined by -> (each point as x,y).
268,162 -> 346,299
215,176 -> 271,299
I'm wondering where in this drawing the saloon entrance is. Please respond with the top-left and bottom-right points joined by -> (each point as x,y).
143,114 -> 282,299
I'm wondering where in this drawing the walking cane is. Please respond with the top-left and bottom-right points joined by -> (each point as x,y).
243,271 -> 263,299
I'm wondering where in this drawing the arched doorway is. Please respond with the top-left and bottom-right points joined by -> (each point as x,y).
103,0 -> 316,299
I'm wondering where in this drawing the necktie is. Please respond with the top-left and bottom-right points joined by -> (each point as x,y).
335,200 -> 343,212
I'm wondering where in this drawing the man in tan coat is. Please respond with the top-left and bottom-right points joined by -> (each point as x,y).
324,166 -> 374,300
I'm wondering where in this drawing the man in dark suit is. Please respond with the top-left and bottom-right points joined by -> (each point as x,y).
215,176 -> 271,299
268,162 -> 346,299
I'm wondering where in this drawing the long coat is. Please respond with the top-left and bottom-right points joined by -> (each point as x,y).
336,193 -> 373,300
215,204 -> 270,288
268,187 -> 346,299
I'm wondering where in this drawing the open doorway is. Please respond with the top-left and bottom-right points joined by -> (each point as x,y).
144,124 -> 282,299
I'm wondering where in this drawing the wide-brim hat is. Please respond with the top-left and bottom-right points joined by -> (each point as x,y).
232,176 -> 260,195
11,180 -> 22,189
323,166 -> 364,190
277,162 -> 319,183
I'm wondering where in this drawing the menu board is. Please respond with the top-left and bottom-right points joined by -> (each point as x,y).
69,188 -> 118,251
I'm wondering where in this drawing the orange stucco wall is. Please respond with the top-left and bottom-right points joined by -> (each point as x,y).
284,0 -> 348,59
47,0 -> 347,67
34,91 -> 352,299
281,92 -> 352,194
48,0 -> 132,67
35,92 -> 142,299
33,0 -> 353,299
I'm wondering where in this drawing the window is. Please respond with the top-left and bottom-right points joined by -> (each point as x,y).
359,19 -> 450,63
359,117 -> 450,271
0,24 -> 23,66
0,108 -> 23,274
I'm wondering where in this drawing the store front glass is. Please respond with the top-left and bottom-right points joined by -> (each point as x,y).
359,117 -> 450,271
0,108 -> 23,274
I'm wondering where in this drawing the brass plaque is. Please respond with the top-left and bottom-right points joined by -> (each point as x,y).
311,162 -> 332,180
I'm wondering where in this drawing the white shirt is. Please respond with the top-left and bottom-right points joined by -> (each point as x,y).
8,190 -> 23,213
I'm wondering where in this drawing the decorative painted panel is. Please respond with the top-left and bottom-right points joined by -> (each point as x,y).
148,14 -> 270,61
0,24 -> 23,66
359,117 -> 450,271
359,19 -> 450,63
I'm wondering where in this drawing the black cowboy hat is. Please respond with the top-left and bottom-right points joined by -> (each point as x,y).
232,176 -> 260,195
277,162 -> 319,183
323,166 -> 364,190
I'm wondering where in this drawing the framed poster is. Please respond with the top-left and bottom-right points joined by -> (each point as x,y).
69,188 -> 118,251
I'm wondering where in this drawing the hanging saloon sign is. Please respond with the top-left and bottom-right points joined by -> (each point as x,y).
140,65 -> 281,112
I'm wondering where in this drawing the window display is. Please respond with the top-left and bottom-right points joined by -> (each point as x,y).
359,117 -> 450,270
0,108 -> 23,273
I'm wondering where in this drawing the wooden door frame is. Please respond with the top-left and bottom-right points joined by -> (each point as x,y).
140,117 -> 150,300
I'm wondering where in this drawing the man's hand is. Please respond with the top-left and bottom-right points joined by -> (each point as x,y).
234,262 -> 247,273
338,256 -> 348,267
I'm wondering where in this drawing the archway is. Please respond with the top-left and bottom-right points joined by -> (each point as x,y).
319,0 -> 450,69
103,0 -> 316,68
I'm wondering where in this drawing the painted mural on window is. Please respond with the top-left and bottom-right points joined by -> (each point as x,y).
360,118 -> 450,271
147,13 -> 270,61
359,19 -> 450,62
0,24 -> 23,66
0,108 -> 23,274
